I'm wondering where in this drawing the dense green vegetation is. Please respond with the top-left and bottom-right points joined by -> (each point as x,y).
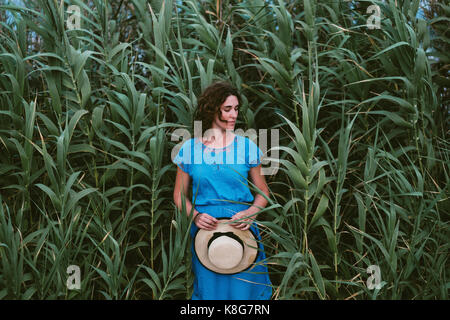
0,0 -> 448,299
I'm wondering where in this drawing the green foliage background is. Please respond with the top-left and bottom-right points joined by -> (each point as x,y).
0,0 -> 448,299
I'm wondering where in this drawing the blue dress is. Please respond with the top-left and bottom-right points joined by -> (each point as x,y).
173,134 -> 272,300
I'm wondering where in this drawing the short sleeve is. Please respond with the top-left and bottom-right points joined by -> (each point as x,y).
246,138 -> 263,168
172,139 -> 192,175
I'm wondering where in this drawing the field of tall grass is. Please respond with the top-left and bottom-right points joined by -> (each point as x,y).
0,0 -> 448,299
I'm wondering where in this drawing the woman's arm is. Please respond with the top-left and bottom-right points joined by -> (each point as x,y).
230,164 -> 269,230
247,164 -> 269,213
173,166 -> 198,216
173,167 -> 217,230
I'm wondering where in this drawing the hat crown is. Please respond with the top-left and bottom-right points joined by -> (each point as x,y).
208,235 -> 243,270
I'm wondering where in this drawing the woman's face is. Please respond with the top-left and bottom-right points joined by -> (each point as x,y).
212,95 -> 239,131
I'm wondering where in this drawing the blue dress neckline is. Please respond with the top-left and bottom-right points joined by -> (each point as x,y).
198,135 -> 238,151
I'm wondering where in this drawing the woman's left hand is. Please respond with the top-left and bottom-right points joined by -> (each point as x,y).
229,210 -> 254,230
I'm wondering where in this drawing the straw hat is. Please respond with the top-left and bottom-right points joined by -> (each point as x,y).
194,218 -> 259,275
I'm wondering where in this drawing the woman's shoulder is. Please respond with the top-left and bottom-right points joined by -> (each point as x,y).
234,134 -> 258,147
234,134 -> 262,165
176,137 -> 208,154
178,137 -> 198,148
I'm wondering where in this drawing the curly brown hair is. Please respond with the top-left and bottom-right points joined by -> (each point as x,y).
194,81 -> 241,133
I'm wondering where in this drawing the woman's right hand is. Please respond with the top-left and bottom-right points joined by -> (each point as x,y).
194,212 -> 218,230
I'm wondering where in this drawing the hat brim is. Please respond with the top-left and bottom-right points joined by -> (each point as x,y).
194,217 -> 259,275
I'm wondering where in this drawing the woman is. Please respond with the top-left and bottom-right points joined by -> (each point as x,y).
172,81 -> 272,300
